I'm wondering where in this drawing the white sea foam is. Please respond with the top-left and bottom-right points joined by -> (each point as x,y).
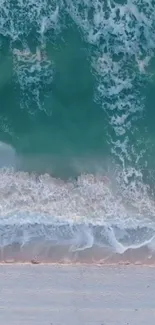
0,162 -> 154,261
0,166 -> 155,227
0,0 -> 62,112
65,0 -> 155,168
0,0 -> 62,40
0,166 -> 155,262
13,47 -> 54,113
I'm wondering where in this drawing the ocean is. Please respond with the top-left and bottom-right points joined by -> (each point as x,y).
0,0 -> 155,264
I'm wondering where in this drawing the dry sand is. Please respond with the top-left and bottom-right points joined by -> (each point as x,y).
0,264 -> 155,325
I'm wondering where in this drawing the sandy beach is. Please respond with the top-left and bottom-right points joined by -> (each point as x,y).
0,264 -> 155,325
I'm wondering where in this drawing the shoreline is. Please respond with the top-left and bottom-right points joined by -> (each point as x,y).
0,261 -> 155,267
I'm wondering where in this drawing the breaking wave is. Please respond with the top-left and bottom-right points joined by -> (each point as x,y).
0,167 -> 155,264
1,220 -> 155,264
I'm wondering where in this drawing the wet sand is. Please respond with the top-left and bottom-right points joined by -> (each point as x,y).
0,264 -> 155,325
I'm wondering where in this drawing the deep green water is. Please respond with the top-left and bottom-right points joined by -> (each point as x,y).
0,24 -> 109,177
0,0 -> 155,182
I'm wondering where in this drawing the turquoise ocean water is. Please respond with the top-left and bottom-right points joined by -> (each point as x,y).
0,0 -> 155,263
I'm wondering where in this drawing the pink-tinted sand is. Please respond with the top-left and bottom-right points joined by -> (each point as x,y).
0,244 -> 155,265
0,264 -> 155,325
